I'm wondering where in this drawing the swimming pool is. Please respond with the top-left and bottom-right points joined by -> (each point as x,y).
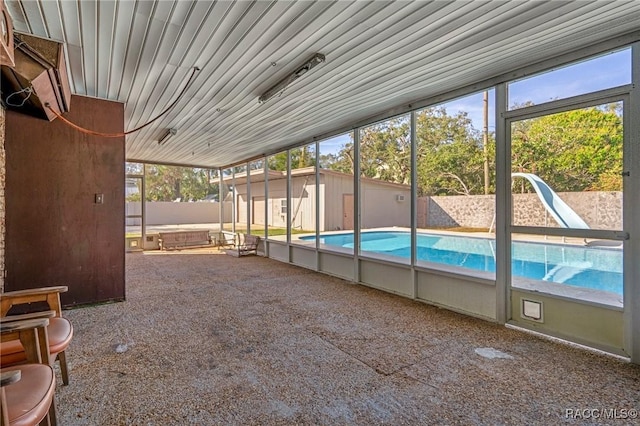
301,231 -> 622,296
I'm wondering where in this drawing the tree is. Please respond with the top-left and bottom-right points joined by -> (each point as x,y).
268,146 -> 316,171
359,117 -> 411,184
319,152 -> 342,169
317,102 -> 621,197
415,107 -> 489,196
326,142 -> 355,174
326,116 -> 412,184
324,107 -> 490,196
125,162 -> 144,175
144,165 -> 218,201
511,105 -> 622,192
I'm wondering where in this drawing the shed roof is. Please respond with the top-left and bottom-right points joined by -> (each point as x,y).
225,166 -> 410,191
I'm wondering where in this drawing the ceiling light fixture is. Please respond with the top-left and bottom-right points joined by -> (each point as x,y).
258,53 -> 325,104
158,128 -> 177,145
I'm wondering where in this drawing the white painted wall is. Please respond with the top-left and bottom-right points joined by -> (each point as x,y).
230,172 -> 410,232
126,201 -> 232,225
361,181 -> 411,229
322,173 -> 353,231
236,175 -> 318,231
265,178 -> 287,228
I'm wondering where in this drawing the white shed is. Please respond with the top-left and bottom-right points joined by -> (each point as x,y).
225,167 -> 411,232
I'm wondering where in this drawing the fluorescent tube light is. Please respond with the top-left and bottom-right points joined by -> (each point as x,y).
158,128 -> 177,145
258,53 -> 325,104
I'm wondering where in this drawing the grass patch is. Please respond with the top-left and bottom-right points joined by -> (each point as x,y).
440,227 -> 490,233
128,227 -> 313,238
221,227 -> 313,237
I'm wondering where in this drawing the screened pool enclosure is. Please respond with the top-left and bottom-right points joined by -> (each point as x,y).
126,43 -> 640,364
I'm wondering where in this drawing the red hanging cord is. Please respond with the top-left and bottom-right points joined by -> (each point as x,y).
44,66 -> 200,138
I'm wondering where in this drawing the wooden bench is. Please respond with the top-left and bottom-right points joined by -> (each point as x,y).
226,234 -> 260,257
238,234 -> 260,256
158,230 -> 212,250
215,231 -> 237,250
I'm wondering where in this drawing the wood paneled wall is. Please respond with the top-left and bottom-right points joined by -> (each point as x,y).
5,95 -> 125,307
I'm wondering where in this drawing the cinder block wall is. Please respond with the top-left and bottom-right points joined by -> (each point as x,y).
427,192 -> 623,230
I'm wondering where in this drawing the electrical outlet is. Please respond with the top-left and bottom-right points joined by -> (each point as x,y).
95,193 -> 104,204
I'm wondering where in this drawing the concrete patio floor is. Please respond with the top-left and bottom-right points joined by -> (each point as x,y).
56,249 -> 639,425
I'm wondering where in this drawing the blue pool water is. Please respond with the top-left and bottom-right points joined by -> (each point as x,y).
301,231 -> 622,295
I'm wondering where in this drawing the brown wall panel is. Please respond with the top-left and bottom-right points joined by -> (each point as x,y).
5,95 -> 125,306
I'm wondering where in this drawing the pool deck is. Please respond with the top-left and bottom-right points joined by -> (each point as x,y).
55,250 -> 639,424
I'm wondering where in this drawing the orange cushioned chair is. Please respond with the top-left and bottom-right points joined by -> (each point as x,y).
1,286 -> 73,386
1,317 -> 57,426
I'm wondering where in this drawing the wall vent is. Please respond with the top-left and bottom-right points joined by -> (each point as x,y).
521,299 -> 544,323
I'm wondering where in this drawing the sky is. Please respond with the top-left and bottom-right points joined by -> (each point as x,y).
318,48 -> 631,156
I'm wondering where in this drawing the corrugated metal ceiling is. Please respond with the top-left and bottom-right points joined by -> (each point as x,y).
6,0 -> 640,168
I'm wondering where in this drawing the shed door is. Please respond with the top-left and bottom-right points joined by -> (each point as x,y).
343,194 -> 354,230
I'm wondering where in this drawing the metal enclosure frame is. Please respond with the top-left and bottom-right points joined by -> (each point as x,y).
213,41 -> 639,363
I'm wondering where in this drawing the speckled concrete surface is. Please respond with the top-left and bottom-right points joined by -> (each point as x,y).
55,250 -> 639,425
